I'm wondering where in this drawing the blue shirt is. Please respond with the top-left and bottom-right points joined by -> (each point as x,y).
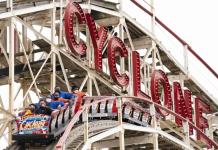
48,101 -> 64,109
51,91 -> 76,100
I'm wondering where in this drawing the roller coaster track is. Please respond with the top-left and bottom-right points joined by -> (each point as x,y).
0,0 -> 218,150
54,96 -> 218,150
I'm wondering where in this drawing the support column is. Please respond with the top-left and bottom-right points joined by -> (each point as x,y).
119,0 -> 126,93
22,17 -> 28,63
151,37 -> 156,71
86,33 -> 93,96
8,17 -> 14,145
59,0 -> 63,45
86,0 -> 93,96
117,97 -> 125,150
51,1 -> 56,93
84,11 -> 91,145
184,45 -> 189,73
183,120 -> 190,149
150,1 -> 158,147
151,0 -> 156,71
150,104 -> 158,150
119,24 -> 126,93
21,78 -> 29,107
7,0 -> 13,11
87,73 -> 92,96
84,106 -> 89,147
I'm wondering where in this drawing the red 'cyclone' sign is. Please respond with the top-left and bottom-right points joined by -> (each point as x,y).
64,2 -> 217,148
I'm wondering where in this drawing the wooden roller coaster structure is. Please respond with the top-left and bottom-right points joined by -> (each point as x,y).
0,0 -> 218,149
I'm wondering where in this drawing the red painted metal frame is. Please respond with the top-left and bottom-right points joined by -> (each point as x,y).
130,0 -> 218,79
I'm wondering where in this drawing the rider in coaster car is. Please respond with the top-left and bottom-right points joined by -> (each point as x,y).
19,103 -> 37,116
46,96 -> 64,109
51,86 -> 75,109
71,85 -> 86,97
36,97 -> 53,116
51,86 -> 76,100
52,92 -> 69,103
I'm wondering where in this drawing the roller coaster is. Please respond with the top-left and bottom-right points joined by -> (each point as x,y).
0,0 -> 218,150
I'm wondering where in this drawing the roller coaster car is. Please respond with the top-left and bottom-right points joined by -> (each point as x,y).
123,104 -> 152,126
12,103 -> 71,144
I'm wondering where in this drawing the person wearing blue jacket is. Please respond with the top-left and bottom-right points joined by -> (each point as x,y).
48,101 -> 64,109
36,99 -> 53,116
51,87 -> 75,116
51,86 -> 76,100
37,97 -> 65,110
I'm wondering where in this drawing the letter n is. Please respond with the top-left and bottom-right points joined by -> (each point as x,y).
174,82 -> 193,134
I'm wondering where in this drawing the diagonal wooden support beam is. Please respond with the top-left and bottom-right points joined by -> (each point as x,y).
14,25 -> 40,98
0,107 -> 16,118
0,122 -> 9,137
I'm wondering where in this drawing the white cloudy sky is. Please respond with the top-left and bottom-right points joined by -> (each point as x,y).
155,0 -> 218,71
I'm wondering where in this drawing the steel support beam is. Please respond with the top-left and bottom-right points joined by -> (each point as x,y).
92,135 -> 152,149
80,4 -> 121,17
92,78 -> 100,96
51,0 -> 56,93
184,45 -> 189,73
0,122 -> 9,139
8,17 -> 14,145
82,125 -> 122,150
183,120 -> 190,149
0,3 -> 55,19
123,124 -> 194,150
0,42 -> 9,64
79,75 -> 88,92
57,51 -> 71,92
150,104 -> 158,150
117,97 -> 125,150
0,107 -> 15,118
22,50 -> 52,101
59,0 -> 63,45
14,25 -> 40,98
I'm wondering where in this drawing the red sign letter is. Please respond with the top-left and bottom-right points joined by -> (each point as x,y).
195,98 -> 210,141
173,82 -> 193,134
107,37 -> 129,87
132,51 -> 150,98
150,70 -> 172,116
132,51 -> 140,96
85,13 -> 108,72
64,2 -> 87,55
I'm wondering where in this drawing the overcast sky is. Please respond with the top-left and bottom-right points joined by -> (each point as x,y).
155,0 -> 218,71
